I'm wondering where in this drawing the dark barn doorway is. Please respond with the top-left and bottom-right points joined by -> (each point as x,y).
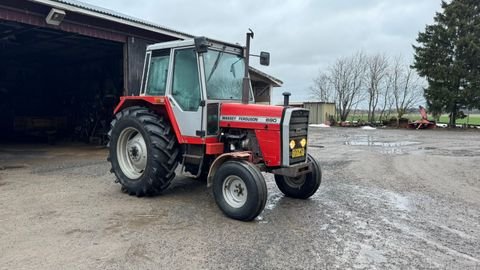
0,20 -> 124,144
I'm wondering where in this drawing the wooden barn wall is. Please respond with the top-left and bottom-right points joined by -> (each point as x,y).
126,37 -> 153,95
252,81 -> 271,104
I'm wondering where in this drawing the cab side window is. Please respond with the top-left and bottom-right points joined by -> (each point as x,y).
171,48 -> 201,111
145,49 -> 170,96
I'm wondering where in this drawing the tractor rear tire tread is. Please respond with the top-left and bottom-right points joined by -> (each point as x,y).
108,106 -> 179,196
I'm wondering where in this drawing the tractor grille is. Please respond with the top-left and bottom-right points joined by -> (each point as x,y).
288,109 -> 309,164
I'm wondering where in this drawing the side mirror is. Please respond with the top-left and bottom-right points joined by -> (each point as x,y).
194,36 -> 209,53
260,51 -> 270,66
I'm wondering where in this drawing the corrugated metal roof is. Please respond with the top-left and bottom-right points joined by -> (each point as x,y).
29,0 -> 194,39
249,66 -> 283,87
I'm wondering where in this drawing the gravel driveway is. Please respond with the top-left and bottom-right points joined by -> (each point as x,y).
0,128 -> 479,269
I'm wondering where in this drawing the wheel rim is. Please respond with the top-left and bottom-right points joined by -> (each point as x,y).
284,175 -> 306,189
116,127 -> 147,180
222,175 -> 248,208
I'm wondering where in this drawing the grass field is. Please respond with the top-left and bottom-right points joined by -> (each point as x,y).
437,115 -> 480,125
346,113 -> 480,125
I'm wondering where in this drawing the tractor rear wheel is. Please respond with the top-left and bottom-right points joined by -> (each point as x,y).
274,154 -> 321,199
213,160 -> 267,221
108,106 -> 179,196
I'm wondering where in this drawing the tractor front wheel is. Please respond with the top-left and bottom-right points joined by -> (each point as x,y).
108,106 -> 179,196
213,160 -> 267,221
274,154 -> 321,199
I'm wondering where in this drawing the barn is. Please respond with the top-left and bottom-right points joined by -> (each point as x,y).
0,0 -> 282,144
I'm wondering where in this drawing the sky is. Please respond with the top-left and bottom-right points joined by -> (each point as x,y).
81,0 -> 442,104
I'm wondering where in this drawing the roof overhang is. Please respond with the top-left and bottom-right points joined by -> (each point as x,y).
249,66 -> 283,87
28,0 -> 193,40
22,0 -> 283,87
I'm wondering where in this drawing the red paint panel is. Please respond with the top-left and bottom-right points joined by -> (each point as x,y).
204,137 -> 219,143
113,96 -> 165,114
206,143 -> 225,155
112,96 -> 183,143
181,136 -> 218,144
219,121 -> 280,131
255,129 -> 281,167
220,103 -> 284,117
219,103 -> 283,130
113,98 -> 127,114
219,103 -> 284,166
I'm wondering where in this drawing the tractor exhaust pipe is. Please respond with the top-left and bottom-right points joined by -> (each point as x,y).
283,92 -> 291,107
242,29 -> 254,104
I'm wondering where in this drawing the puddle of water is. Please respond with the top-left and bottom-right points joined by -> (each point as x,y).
414,147 -> 480,157
384,191 -> 411,212
355,243 -> 388,265
343,135 -> 420,155
319,224 -> 329,230
265,193 -> 284,211
418,146 -> 437,150
255,193 -> 285,224
346,184 -> 413,212
255,215 -> 268,224
380,148 -> 404,155
345,139 -> 420,147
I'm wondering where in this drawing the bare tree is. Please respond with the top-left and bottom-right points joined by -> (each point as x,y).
311,52 -> 423,125
309,71 -> 332,102
390,56 -> 423,125
378,75 -> 395,122
331,52 -> 367,122
366,53 -> 389,122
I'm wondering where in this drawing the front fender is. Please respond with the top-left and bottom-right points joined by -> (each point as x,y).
206,152 -> 253,187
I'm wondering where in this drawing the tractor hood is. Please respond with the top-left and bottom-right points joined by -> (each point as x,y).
219,103 -> 284,130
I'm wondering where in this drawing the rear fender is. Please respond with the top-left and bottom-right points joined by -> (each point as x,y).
207,151 -> 253,187
113,96 -> 183,143
113,96 -> 167,114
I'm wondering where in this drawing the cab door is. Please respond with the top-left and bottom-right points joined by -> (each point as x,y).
167,47 -> 205,139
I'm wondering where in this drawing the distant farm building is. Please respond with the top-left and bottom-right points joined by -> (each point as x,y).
288,102 -> 336,124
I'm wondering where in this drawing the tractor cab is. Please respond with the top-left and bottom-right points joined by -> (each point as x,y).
138,38 -> 255,138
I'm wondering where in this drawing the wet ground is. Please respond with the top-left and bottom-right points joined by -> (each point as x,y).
0,128 -> 479,269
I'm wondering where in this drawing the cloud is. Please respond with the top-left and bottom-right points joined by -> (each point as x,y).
82,0 -> 441,104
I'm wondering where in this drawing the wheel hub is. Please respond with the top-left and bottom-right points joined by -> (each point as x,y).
234,183 -> 244,196
223,175 -> 248,208
128,146 -> 139,160
117,127 -> 147,180
127,140 -> 145,164
285,175 -> 306,189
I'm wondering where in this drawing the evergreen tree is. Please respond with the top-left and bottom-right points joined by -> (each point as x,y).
413,0 -> 480,127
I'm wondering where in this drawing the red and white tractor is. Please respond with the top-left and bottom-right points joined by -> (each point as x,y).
108,31 -> 321,221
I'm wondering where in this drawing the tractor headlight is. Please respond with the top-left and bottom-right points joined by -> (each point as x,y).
300,138 -> 307,148
289,140 -> 296,150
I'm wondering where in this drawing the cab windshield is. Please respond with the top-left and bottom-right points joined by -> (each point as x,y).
203,50 -> 246,100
